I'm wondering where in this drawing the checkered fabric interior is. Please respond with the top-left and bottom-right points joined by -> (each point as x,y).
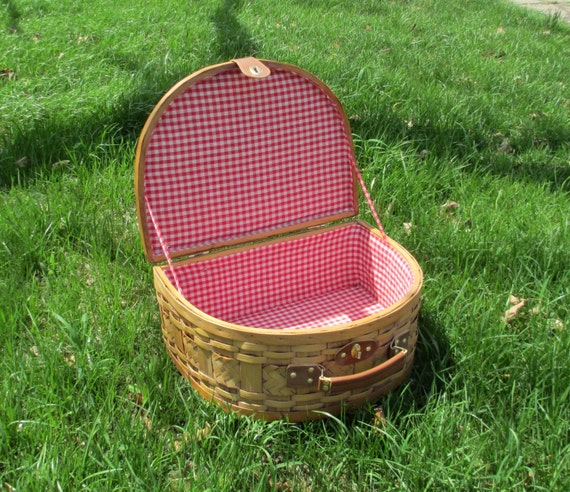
143,66 -> 358,257
165,223 -> 415,330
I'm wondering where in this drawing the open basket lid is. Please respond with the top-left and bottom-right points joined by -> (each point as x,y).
135,58 -> 360,263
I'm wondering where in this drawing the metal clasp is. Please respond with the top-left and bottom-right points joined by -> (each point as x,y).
334,340 -> 378,365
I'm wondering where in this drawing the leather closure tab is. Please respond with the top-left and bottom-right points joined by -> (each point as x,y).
334,340 -> 378,365
286,364 -> 321,388
232,57 -> 271,78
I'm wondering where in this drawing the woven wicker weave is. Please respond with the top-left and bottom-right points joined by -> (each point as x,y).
135,58 -> 423,421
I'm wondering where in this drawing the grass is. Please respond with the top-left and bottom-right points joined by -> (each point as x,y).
1,0 -> 569,489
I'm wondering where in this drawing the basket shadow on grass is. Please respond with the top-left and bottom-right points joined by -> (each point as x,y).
0,0 -> 258,189
0,91 -> 153,188
350,103 -> 570,194
6,97 -> 566,191
2,0 -> 21,33
211,0 -> 258,61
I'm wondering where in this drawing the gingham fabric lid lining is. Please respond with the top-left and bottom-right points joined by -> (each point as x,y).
141,65 -> 358,260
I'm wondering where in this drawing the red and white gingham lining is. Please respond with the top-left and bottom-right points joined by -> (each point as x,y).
144,67 -> 357,257
165,223 -> 415,330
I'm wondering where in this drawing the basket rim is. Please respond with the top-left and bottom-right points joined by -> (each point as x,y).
154,221 -> 423,344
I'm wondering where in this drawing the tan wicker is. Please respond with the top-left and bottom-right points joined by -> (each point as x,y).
135,58 -> 423,421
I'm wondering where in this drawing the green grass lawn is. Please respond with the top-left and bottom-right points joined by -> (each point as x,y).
1,0 -> 569,490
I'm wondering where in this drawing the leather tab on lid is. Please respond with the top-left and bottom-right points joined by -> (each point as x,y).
232,57 -> 271,78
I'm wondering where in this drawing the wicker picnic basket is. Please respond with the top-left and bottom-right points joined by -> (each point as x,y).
135,58 -> 423,422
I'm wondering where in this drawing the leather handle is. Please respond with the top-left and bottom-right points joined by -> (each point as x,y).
319,348 -> 408,394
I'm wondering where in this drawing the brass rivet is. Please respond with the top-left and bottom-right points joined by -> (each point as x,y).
290,372 -> 297,379
340,352 -> 347,358
308,367 -> 315,374
366,345 -> 372,352
307,378 -> 313,384
322,383 -> 330,391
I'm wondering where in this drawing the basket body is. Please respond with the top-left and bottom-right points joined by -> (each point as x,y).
155,221 -> 421,421
135,58 -> 423,421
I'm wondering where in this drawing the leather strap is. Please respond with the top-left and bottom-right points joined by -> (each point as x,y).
145,196 -> 183,294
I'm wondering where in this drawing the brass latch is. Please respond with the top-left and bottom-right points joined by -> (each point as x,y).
334,340 -> 378,365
